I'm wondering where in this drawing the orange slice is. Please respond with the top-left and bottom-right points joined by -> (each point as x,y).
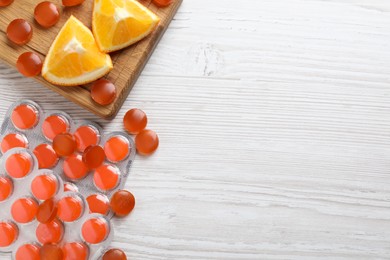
92,0 -> 160,53
42,16 -> 113,86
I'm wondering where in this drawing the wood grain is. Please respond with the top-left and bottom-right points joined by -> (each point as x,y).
1,0 -> 390,259
0,0 -> 182,119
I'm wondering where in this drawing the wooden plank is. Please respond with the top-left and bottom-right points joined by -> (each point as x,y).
0,0 -> 182,119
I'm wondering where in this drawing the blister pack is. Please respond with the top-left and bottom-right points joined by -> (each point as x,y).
0,100 -> 135,259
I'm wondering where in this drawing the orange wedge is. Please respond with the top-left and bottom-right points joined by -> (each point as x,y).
92,0 -> 160,53
42,16 -> 113,86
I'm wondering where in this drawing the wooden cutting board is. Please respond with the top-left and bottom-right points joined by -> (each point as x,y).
0,0 -> 182,119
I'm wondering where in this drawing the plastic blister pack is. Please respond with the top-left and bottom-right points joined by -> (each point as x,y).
0,100 -> 135,259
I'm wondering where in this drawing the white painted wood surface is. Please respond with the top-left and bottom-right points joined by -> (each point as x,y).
1,0 -> 390,259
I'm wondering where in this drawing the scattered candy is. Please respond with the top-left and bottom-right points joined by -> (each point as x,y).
110,190 -> 135,217
39,243 -> 64,260
36,198 -> 58,224
135,129 -> 159,155
153,0 -> 172,8
123,108 -> 147,135
34,1 -> 60,28
7,19 -> 33,45
52,133 -> 77,156
0,0 -> 13,7
103,248 -> 127,260
83,145 -> 105,169
16,52 -> 43,77
62,0 -> 85,7
91,79 -> 117,106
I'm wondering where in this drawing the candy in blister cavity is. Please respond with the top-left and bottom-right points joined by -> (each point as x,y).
0,100 -> 136,259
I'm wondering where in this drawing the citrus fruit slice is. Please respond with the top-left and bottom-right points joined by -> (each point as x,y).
92,0 -> 160,53
42,16 -> 113,86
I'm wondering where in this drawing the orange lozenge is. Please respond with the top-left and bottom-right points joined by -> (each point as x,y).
57,196 -> 83,222
33,143 -> 59,169
1,133 -> 28,153
16,52 -> 43,77
104,135 -> 129,162
11,104 -> 38,130
86,194 -> 110,215
31,174 -> 58,200
52,133 -> 77,157
0,0 -> 13,6
135,129 -> 159,155
5,152 -> 32,178
62,0 -> 84,6
81,217 -> 109,244
36,218 -> 64,244
63,154 -> 89,180
11,197 -> 39,223
7,19 -> 33,45
83,145 -> 105,169
39,243 -> 64,260
42,114 -> 69,141
74,125 -> 99,152
15,243 -> 40,260
123,108 -> 147,135
0,176 -> 13,201
103,248 -> 127,260
62,242 -> 89,260
0,222 -> 18,247
37,198 -> 58,224
34,1 -> 60,28
93,164 -> 120,191
64,182 -> 78,192
110,190 -> 135,217
91,79 -> 116,106
152,0 -> 172,7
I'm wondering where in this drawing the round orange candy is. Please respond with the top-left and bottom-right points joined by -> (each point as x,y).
57,196 -> 83,222
110,190 -> 135,217
104,136 -> 129,162
0,0 -> 13,7
5,152 -> 32,178
31,174 -> 58,200
7,19 -> 33,45
62,0 -> 84,6
33,144 -> 58,169
63,154 -> 89,180
0,221 -> 18,247
11,104 -> 38,130
16,52 -> 43,77
64,182 -> 78,192
103,248 -> 127,260
0,176 -> 13,201
15,243 -> 40,260
11,197 -> 38,223
62,242 -> 88,260
34,1 -> 60,28
37,198 -> 58,224
40,243 -> 63,260
42,114 -> 69,141
93,164 -> 120,191
53,133 -> 77,157
123,108 -> 147,135
1,133 -> 28,153
135,129 -> 159,155
91,79 -> 116,106
81,218 -> 109,244
86,194 -> 110,215
153,0 -> 172,7
74,125 -> 99,152
36,218 -> 64,244
83,145 -> 105,169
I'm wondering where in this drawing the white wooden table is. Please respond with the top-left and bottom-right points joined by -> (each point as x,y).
1,0 -> 390,259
